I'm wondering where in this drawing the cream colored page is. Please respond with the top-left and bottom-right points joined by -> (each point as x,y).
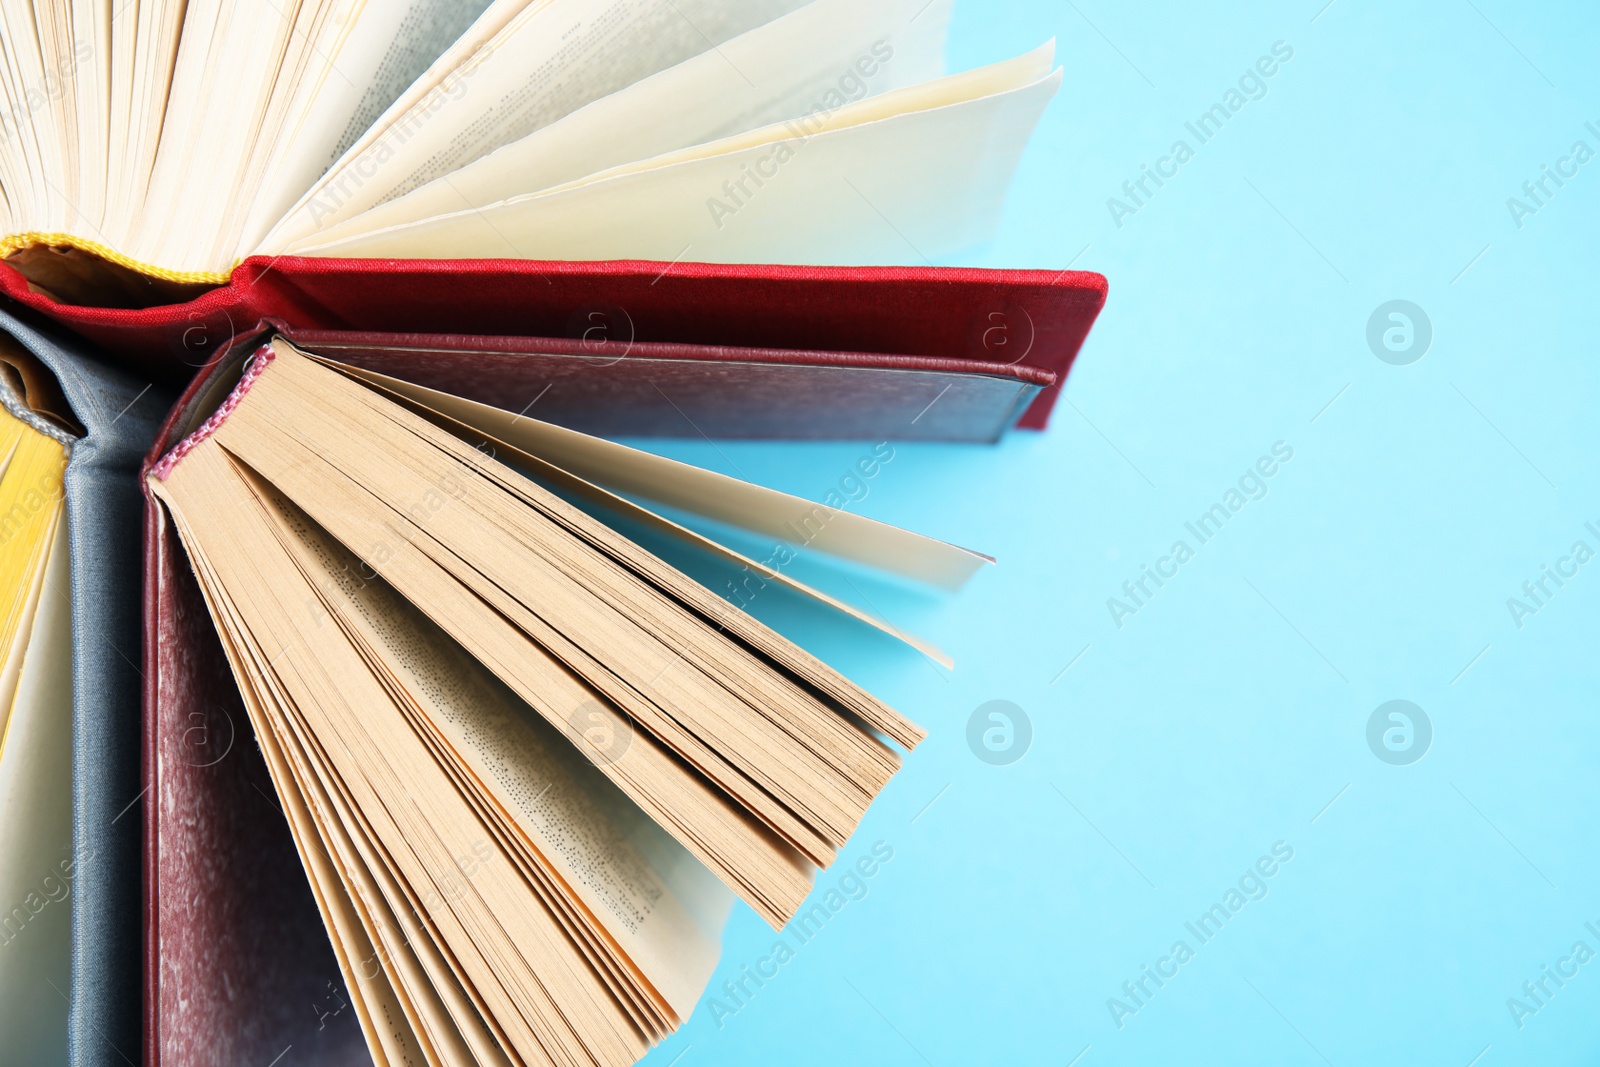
262,0 -> 807,252
104,0 -> 187,249
0,14 -> 30,226
0,9 -> 28,223
0,2 -> 54,230
68,0 -> 108,232
288,52 -> 1060,270
0,520 -> 70,1066
434,39 -> 1053,195
246,688 -> 427,1067
238,0 -> 498,254
249,0 -> 545,255
122,0 -> 229,259
27,0 -> 76,231
220,0 -> 372,256
140,0 -> 376,268
134,0 -> 298,268
158,462 -> 603,1064
329,359 -> 990,590
211,0 -> 398,271
337,365 -> 954,663
105,0 -> 135,228
186,543 -> 428,1067
284,504 -> 731,1020
294,0 -> 951,245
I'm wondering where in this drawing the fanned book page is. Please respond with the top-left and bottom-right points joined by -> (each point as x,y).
0,0 -> 1057,280
0,399 -> 73,1066
147,338 -> 979,1066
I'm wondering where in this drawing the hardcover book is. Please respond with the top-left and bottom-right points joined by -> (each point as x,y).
0,308 -> 165,1067
146,336 -> 980,1065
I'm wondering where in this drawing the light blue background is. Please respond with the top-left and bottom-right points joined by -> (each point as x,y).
636,3 -> 1600,1064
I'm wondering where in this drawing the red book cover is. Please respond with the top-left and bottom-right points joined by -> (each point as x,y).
0,255 -> 1104,434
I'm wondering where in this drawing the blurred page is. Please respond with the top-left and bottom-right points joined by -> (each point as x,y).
286,48 -> 1059,270
296,0 -> 953,245
262,0 -> 807,252
238,0 -> 497,253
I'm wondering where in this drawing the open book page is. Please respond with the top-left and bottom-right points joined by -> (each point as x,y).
26,0 -> 75,229
106,0 -> 137,236
237,0 -> 497,255
259,0 -> 809,254
279,707 -> 516,1067
104,0 -> 185,251
65,0 -> 109,233
335,360 -> 955,665
136,0 -> 433,269
133,0 -> 304,268
276,495 -> 731,1020
33,1 -> 95,232
282,0 -> 952,247
247,346 -> 909,817
207,604 -> 433,1067
240,0 -> 536,259
191,465 -> 545,1064
184,524 -> 510,1067
157,449 -> 658,1066
0,411 -> 68,741
329,359 -> 991,590
0,519 -> 70,1066
195,537 -> 499,1067
211,0 -> 379,267
284,47 -> 1060,265
0,3 -> 58,231
247,0 -> 533,249
158,346 -> 923,919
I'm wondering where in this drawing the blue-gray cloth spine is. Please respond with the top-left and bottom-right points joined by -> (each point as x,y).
0,307 -> 169,1067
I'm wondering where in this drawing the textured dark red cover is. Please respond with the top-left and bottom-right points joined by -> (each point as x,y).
279,326 -> 1050,441
142,358 -> 375,1067
0,256 -> 1105,430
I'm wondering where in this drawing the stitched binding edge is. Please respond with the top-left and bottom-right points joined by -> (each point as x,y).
150,346 -> 275,481
0,232 -> 234,286
0,383 -> 76,448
